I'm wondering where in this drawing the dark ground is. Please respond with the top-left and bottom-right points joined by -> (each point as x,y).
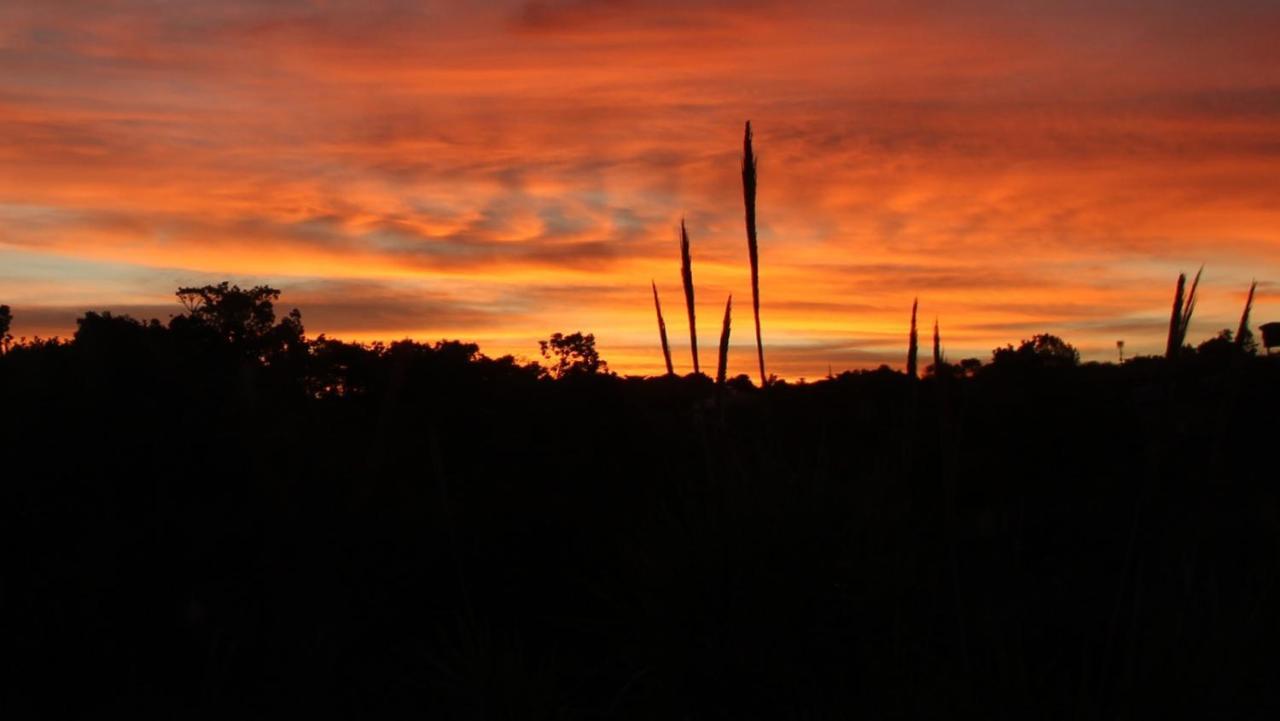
3,305 -> 1279,719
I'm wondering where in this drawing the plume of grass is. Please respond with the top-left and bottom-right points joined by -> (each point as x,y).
1166,273 -> 1187,358
1165,265 -> 1204,358
1180,265 -> 1203,340
1236,280 -> 1257,349
933,317 -> 943,372
907,298 -> 919,379
742,121 -> 766,386
651,280 -> 674,376
716,295 -> 732,385
680,218 -> 699,374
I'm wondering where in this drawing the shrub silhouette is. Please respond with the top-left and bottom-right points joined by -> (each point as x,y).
1195,328 -> 1251,364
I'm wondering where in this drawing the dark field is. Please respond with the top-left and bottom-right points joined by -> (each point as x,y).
3,302 -> 1279,719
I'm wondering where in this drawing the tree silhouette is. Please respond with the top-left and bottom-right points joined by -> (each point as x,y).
539,331 -> 608,379
957,357 -> 983,377
0,304 -> 12,353
992,333 -> 1080,368
175,282 -> 284,340
172,282 -> 304,360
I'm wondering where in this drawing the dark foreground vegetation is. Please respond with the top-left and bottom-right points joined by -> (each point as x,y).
3,286 -> 1280,719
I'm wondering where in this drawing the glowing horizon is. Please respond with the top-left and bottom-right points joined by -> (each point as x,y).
2,1 -> 1279,377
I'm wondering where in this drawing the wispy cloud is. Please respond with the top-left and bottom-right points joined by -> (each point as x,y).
1,0 -> 1279,376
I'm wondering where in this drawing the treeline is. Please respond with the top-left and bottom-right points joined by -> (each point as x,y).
2,284 -> 1280,719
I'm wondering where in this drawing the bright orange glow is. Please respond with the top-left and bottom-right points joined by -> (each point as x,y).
2,1 -> 1279,377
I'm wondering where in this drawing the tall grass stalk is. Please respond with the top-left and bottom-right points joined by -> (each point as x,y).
716,294 -> 737,386
742,121 -> 766,386
1236,280 -> 1257,349
1180,266 -> 1203,342
717,295 -> 732,385
1166,273 -> 1187,358
680,219 -> 699,374
1166,266 -> 1204,358
652,280 -> 674,376
933,317 -> 943,372
907,298 -> 919,379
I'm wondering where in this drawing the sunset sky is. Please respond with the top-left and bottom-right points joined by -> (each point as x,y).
2,0 -> 1278,378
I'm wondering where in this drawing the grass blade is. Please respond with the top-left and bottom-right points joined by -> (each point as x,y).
907,298 -> 919,378
680,218 -> 699,374
1180,265 -> 1203,344
1236,280 -> 1257,349
933,317 -> 943,373
742,121 -> 766,386
1166,272 -> 1186,358
717,295 -> 732,385
652,280 -> 674,376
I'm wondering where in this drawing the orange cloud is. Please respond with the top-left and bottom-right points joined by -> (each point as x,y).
2,1 -> 1279,377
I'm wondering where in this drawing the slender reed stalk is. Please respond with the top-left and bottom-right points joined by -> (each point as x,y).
680,219 -> 699,374
1166,266 -> 1203,358
1166,273 -> 1186,358
651,280 -> 674,376
907,298 -> 919,379
933,317 -> 943,372
1180,265 -> 1203,341
717,295 -> 732,385
1236,280 -> 1257,349
742,121 -> 766,386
